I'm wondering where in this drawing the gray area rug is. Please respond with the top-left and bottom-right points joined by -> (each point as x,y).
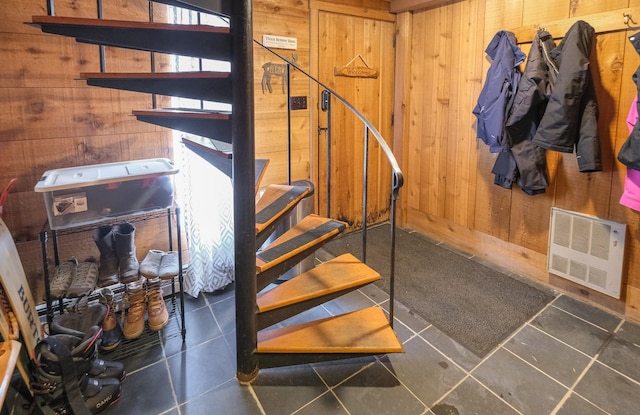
322,223 -> 555,357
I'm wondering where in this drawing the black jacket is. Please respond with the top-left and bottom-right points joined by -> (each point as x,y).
532,20 -> 601,173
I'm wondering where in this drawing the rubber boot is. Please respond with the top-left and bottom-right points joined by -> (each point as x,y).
114,222 -> 139,284
98,287 -> 124,352
122,283 -> 146,340
146,280 -> 168,331
92,225 -> 120,287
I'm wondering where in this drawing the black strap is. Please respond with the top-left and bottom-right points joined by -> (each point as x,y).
41,337 -> 92,415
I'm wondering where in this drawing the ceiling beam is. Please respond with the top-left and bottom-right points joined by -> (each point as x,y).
389,0 -> 450,13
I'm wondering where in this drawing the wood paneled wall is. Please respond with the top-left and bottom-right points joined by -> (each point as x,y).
396,0 -> 640,319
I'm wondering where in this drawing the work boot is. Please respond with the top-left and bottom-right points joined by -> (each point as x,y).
98,288 -> 124,352
122,283 -> 146,340
50,296 -> 106,338
146,280 -> 168,331
92,225 -> 120,287
114,222 -> 139,283
48,258 -> 78,300
66,257 -> 99,298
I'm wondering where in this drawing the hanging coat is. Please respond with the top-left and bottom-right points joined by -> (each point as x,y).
618,32 -> 640,170
532,20 -> 601,173
496,29 -> 558,195
473,31 -> 526,153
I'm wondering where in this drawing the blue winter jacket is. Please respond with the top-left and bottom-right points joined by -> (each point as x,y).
473,31 -> 526,153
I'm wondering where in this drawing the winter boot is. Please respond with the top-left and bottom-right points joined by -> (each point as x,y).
92,225 -> 120,287
98,287 -> 124,352
146,280 -> 168,331
114,222 -> 139,283
50,296 -> 107,338
66,257 -> 99,298
122,283 -> 146,340
32,327 -> 123,414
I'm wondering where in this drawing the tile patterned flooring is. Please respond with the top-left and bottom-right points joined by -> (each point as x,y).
92,273 -> 640,415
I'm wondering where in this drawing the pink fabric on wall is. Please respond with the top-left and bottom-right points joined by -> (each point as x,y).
620,96 -> 640,211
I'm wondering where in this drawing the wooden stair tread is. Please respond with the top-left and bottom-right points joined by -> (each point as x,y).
257,307 -> 403,354
255,184 -> 311,235
31,15 -> 230,33
256,214 -> 346,273
257,253 -> 380,313
132,108 -> 231,119
80,71 -> 229,79
30,16 -> 231,60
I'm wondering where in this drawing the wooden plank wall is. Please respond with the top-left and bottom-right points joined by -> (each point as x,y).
397,0 -> 640,319
0,0 -> 174,303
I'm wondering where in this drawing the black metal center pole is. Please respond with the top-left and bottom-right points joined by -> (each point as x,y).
233,0 -> 259,383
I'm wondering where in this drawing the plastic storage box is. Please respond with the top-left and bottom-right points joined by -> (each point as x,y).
34,158 -> 179,230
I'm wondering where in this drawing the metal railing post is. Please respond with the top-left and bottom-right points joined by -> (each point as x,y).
362,126 -> 369,263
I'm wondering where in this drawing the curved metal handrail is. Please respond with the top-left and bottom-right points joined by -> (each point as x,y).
254,40 -> 404,197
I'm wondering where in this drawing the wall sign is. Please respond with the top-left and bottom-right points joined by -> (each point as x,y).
334,54 -> 379,79
263,34 -> 297,50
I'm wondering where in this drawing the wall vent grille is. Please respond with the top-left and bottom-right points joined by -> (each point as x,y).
548,208 -> 626,299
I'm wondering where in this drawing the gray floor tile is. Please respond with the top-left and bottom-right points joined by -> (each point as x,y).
555,393 -> 607,415
179,379 -> 263,415
252,364 -> 329,414
167,336 -> 237,404
358,282 -> 390,304
313,356 -> 377,388
384,297 -> 431,334
598,335 -> 640,383
420,325 -> 482,372
616,320 -> 640,344
472,348 -> 567,415
322,289 -> 378,315
292,391 -> 348,414
333,361 -> 426,415
574,361 -> 640,415
163,305 -> 221,357
380,336 -> 466,407
430,377 -> 519,415
505,325 -> 591,387
209,295 -> 236,334
552,295 -> 621,332
531,306 -> 611,356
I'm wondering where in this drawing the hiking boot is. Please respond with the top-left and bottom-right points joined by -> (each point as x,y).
50,296 -> 106,338
98,288 -> 124,352
66,257 -> 98,298
122,283 -> 146,339
139,249 -> 163,279
146,280 -> 168,331
48,258 -> 78,300
158,251 -> 179,280
93,225 -> 120,287
114,222 -> 139,283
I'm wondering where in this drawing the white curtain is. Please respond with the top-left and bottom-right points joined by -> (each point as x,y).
176,146 -> 234,297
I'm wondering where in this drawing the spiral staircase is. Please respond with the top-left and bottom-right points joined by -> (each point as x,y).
30,0 -> 403,382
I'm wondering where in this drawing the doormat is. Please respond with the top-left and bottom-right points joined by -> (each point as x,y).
322,224 -> 555,357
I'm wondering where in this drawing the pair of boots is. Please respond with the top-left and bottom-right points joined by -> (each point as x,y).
93,222 -> 139,287
122,279 -> 168,339
31,326 -> 125,414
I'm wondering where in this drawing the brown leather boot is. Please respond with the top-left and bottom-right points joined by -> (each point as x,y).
146,280 -> 168,332
122,284 -> 146,340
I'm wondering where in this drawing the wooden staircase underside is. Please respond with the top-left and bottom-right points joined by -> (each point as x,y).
134,109 -> 232,143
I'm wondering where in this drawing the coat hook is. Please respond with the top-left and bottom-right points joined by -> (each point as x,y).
624,12 -> 638,26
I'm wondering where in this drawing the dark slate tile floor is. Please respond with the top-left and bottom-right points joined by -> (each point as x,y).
9,259 -> 640,415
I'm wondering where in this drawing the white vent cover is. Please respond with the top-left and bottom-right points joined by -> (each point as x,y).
548,208 -> 626,299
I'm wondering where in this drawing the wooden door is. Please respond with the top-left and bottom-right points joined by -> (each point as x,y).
315,10 -> 396,230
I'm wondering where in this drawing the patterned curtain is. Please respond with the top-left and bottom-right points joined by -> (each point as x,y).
176,145 -> 234,297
